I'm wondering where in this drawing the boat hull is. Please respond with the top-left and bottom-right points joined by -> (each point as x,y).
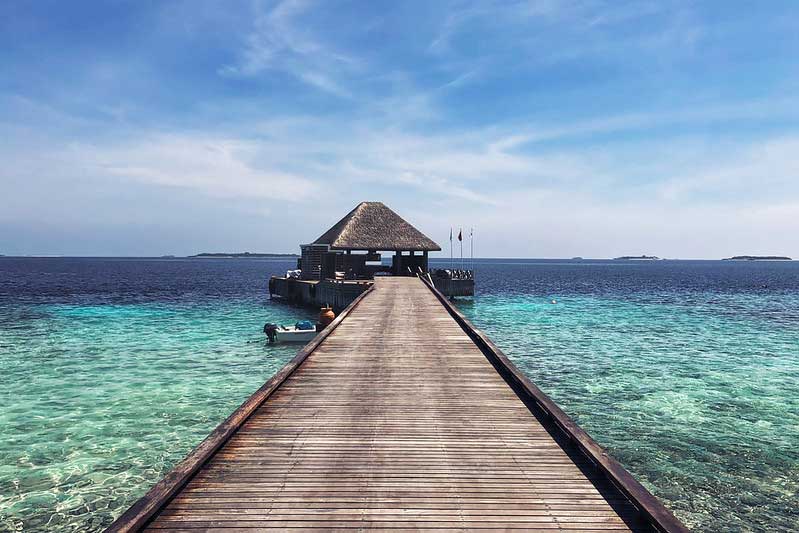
275,328 -> 317,343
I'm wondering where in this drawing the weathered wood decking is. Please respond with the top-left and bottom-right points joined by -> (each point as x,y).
108,277 -> 687,532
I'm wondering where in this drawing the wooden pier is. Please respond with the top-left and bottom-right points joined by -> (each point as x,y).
108,277 -> 687,532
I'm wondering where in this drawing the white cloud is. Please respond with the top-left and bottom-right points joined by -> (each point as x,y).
3,107 -> 799,257
656,137 -> 799,202
51,105 -> 795,214
427,0 -> 701,71
74,134 -> 316,202
219,0 -> 357,97
4,1 -> 799,258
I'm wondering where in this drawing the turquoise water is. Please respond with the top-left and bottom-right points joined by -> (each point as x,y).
457,260 -> 799,531
1,258 -> 798,531
0,258 -> 312,532
460,294 -> 799,530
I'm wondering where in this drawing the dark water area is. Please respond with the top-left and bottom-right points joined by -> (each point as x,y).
1,257 -> 798,531
436,257 -> 799,296
0,257 -> 276,304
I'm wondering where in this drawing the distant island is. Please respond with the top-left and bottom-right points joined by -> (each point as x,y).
191,252 -> 299,258
722,255 -> 792,261
613,255 -> 661,261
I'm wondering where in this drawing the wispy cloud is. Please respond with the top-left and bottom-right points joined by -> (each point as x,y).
78,134 -> 316,202
656,137 -> 799,203
10,94 -> 796,209
427,0 -> 701,69
219,0 -> 358,97
2,1 -> 799,256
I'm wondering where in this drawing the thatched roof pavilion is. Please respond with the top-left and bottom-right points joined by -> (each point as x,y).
313,201 -> 441,251
300,202 -> 440,280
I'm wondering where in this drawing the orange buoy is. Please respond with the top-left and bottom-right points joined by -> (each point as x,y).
319,306 -> 335,328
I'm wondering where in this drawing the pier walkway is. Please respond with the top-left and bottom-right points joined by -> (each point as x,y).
109,277 -> 686,532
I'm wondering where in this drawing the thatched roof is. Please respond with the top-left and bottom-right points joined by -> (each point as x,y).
313,202 -> 441,251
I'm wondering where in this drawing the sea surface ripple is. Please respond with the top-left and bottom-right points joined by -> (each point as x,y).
1,257 -> 797,531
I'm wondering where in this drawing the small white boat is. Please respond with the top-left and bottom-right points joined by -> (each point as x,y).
274,325 -> 317,343
264,321 -> 317,343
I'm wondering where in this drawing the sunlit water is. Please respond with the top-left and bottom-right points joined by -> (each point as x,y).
456,259 -> 799,532
0,258 -> 313,532
1,258 -> 797,531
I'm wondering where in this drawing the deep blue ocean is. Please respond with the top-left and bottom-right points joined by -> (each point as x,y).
1,257 -> 797,531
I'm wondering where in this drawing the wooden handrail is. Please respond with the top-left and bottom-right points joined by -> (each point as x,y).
105,284 -> 375,532
418,275 -> 689,533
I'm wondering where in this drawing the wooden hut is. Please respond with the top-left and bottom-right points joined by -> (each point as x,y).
300,202 -> 441,280
270,201 -> 472,309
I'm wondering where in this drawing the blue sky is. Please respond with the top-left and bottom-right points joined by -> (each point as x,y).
1,1 -> 798,258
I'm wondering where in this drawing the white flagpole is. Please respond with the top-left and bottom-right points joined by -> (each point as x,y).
460,227 -> 463,270
449,227 -> 453,270
470,227 -> 474,272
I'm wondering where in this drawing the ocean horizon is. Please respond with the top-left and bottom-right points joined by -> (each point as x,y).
1,255 -> 794,261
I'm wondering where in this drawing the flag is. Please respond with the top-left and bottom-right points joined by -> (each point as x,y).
450,228 -> 453,241
457,228 -> 462,242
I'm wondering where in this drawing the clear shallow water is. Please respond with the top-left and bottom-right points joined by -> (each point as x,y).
0,258 -> 312,532
1,258 -> 798,531
450,259 -> 799,532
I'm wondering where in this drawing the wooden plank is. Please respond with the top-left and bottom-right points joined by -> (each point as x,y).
107,276 -> 685,533
104,284 -> 375,533
419,275 -> 688,533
